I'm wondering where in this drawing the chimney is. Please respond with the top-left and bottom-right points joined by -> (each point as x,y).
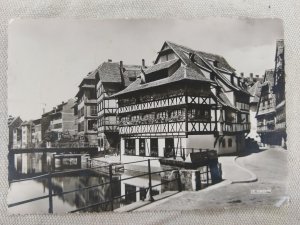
230,74 -> 234,84
237,77 -> 241,86
108,59 -> 112,62
120,61 -> 124,72
250,73 -> 253,79
213,60 -> 219,68
142,59 -> 146,68
240,72 -> 244,78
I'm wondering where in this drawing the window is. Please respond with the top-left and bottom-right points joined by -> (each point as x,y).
228,138 -> 232,147
222,139 -> 226,148
139,139 -> 145,156
188,108 -> 211,121
88,120 -> 97,131
125,139 -> 135,155
150,138 -> 158,157
53,123 -> 62,129
90,105 -> 97,116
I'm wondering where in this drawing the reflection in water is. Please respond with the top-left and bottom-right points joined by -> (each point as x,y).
8,153 -> 166,214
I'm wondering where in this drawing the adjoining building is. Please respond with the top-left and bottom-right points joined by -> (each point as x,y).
20,120 -> 34,148
96,60 -> 142,153
8,116 -> 23,149
273,39 -> 287,147
247,79 -> 263,143
42,99 -> 77,147
113,41 -> 251,164
256,40 -> 286,148
256,70 -> 276,145
31,118 -> 42,148
75,71 -> 98,147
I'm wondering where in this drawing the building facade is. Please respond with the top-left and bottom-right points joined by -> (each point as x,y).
42,99 -> 77,147
256,40 -> 286,148
75,71 -> 98,147
31,118 -> 42,148
273,39 -> 287,147
20,120 -> 34,148
113,41 -> 251,163
96,60 -> 141,153
8,116 -> 23,149
256,70 -> 276,145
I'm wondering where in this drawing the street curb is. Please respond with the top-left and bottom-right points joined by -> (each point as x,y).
231,156 -> 258,183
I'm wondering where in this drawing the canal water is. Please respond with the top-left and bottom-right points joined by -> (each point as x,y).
7,152 -> 166,214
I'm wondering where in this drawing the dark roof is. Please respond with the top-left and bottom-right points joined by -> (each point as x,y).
112,66 -> 214,97
164,41 -> 235,72
98,62 -> 122,83
248,81 -> 262,103
144,58 -> 179,74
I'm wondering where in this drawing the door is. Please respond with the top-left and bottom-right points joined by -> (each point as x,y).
139,139 -> 145,156
150,138 -> 158,157
165,138 -> 174,157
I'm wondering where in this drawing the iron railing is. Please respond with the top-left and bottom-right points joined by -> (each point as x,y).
8,159 -> 181,213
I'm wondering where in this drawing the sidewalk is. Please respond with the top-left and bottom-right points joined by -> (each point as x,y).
133,147 -> 287,211
218,156 -> 257,183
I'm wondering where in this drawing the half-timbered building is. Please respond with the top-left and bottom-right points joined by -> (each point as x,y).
96,60 -> 142,152
256,70 -> 276,145
273,39 -> 287,147
75,71 -> 99,147
113,41 -> 251,162
256,40 -> 286,147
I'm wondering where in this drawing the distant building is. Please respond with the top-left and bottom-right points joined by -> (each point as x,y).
96,60 -> 142,152
42,99 -> 77,147
113,41 -> 251,164
32,118 -> 42,148
75,71 -> 98,147
256,40 -> 286,147
8,116 -> 23,149
273,39 -> 286,147
256,70 -> 276,145
247,80 -> 263,142
20,120 -> 34,148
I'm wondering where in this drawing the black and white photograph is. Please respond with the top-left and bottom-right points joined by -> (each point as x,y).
7,18 -> 287,214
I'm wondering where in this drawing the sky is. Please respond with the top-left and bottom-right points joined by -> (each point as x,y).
8,18 -> 283,121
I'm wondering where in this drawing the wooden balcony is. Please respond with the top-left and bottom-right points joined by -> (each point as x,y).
222,122 -> 250,133
118,95 -> 215,114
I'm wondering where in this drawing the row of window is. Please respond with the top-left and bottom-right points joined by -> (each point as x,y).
97,99 -> 118,112
119,108 -> 211,125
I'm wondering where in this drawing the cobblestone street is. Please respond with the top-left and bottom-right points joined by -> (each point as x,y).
135,146 -> 288,211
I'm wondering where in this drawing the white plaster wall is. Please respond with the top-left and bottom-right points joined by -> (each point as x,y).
186,134 -> 216,150
120,138 -> 125,155
158,138 -> 165,157
218,135 -> 236,155
145,138 -> 150,156
135,139 -> 139,155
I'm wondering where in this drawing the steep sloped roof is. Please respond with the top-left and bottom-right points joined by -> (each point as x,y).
165,41 -> 235,72
112,66 -> 214,97
144,58 -> 179,74
248,81 -> 262,103
98,62 -> 122,83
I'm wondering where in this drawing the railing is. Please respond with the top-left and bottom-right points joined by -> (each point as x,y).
8,159 -> 182,213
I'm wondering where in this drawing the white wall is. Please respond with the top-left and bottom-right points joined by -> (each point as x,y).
186,134 -> 216,150
158,138 -> 165,157
218,135 -> 236,155
135,139 -> 140,155
120,138 -> 125,155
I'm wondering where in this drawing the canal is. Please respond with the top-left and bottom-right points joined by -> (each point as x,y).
7,152 -> 169,214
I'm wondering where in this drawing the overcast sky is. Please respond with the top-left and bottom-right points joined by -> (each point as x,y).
8,18 -> 283,120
